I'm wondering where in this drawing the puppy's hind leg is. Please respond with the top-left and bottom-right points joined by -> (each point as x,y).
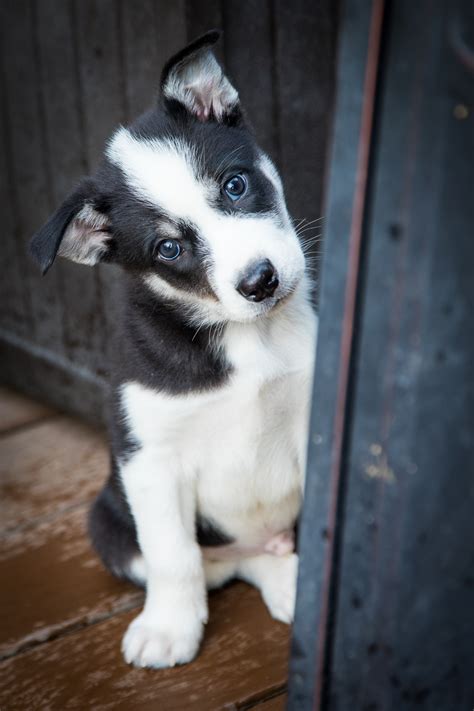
88,475 -> 145,587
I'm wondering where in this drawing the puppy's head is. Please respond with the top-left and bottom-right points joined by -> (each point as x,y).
30,31 -> 305,324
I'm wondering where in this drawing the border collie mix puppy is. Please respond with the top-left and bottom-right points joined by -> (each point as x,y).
31,32 -> 317,669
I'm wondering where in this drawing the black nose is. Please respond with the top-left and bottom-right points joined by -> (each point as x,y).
237,259 -> 279,302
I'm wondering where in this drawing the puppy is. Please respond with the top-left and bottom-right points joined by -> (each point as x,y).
30,31 -> 318,669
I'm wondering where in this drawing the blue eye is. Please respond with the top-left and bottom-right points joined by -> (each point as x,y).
156,239 -> 181,261
224,174 -> 247,201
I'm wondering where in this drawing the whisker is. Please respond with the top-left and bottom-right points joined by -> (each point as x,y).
192,322 -> 204,342
298,234 -> 324,244
292,217 -> 307,229
296,224 -> 325,237
299,237 -> 323,248
295,216 -> 325,229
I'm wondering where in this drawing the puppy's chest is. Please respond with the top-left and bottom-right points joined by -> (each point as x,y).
193,318 -> 315,534
122,304 -> 316,537
194,367 -> 303,504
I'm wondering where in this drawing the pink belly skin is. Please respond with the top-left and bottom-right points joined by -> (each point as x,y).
201,529 -> 295,562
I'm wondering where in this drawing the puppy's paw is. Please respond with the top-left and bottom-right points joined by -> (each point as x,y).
122,609 -> 204,668
261,553 -> 298,624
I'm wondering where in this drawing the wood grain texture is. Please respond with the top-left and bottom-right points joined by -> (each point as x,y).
328,2 -> 474,708
290,0 -> 474,707
288,3 -> 380,706
0,79 -> 30,339
0,583 -> 289,711
73,0 -> 126,368
0,416 -> 107,532
0,0 -> 65,352
274,0 -> 338,224
35,0 -> 105,373
121,0 -> 186,120
222,0 -> 278,161
0,506 -> 142,659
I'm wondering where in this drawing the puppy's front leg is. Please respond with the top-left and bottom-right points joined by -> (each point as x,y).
121,447 -> 206,668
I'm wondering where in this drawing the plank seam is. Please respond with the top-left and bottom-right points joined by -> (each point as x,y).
0,593 -> 143,663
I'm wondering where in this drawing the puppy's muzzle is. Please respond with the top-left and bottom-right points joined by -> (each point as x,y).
237,259 -> 279,302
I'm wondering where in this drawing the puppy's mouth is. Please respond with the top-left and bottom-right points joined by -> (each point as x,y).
252,277 -> 302,317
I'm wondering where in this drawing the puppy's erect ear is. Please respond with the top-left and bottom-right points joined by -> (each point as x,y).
30,179 -> 111,274
161,30 -> 240,123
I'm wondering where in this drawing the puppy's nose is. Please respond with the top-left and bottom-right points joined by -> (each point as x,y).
237,259 -> 279,302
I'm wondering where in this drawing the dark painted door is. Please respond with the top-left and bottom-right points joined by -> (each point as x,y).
290,1 -> 474,708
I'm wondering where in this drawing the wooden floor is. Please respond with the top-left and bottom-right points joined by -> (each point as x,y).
0,388 -> 289,710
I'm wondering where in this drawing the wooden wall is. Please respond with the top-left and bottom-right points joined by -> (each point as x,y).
0,0 -> 339,422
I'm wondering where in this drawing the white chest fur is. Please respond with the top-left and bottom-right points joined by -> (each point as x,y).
121,286 -> 317,547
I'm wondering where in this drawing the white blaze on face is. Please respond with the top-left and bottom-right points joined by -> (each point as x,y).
107,128 -> 305,322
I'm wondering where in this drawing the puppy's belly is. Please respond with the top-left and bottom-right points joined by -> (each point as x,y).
197,475 -> 301,558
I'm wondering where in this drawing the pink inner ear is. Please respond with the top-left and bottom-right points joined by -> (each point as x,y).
192,79 -> 217,122
195,97 -> 211,122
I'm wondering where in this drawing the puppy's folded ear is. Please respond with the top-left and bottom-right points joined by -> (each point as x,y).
30,179 -> 111,274
161,30 -> 241,124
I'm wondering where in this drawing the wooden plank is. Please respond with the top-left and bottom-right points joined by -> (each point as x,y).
0,0 -> 65,352
120,0 -> 160,120
73,0 -> 127,367
185,0 -> 223,37
328,1 -> 474,709
35,0 -> 107,375
0,69 -> 31,339
273,0 -> 338,224
0,506 -> 141,659
0,583 -> 290,711
0,388 -> 53,434
73,0 -> 126,173
186,0 -> 224,61
120,0 -> 186,120
0,416 -> 107,533
152,0 -> 187,68
288,2 -> 384,708
222,0 -> 278,160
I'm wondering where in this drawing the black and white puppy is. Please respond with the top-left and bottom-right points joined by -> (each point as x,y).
30,31 -> 317,669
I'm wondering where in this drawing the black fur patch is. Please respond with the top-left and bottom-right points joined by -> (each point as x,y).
128,111 -> 278,219
88,459 -> 141,584
111,276 -> 231,396
196,515 -> 234,547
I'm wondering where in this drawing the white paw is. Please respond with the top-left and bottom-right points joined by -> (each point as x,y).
261,553 -> 298,624
122,598 -> 207,668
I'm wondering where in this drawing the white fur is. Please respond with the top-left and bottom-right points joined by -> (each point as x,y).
119,284 -> 317,667
107,129 -> 305,323
58,203 -> 110,266
237,552 -> 299,624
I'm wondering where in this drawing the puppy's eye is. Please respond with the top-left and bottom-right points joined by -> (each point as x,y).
224,174 -> 247,201
156,239 -> 181,261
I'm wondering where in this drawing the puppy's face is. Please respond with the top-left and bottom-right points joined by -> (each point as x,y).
31,32 -> 305,324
